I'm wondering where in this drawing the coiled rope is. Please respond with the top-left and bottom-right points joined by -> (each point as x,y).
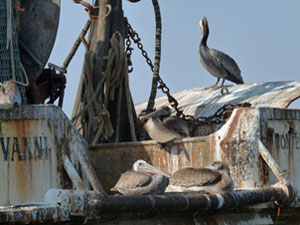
72,32 -> 137,143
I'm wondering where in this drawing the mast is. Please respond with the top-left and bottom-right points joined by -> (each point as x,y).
72,0 -> 138,144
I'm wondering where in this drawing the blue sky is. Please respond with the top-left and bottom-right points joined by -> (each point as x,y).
49,1 -> 300,118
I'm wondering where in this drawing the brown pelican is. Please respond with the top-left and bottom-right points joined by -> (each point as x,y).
110,160 -> 170,195
199,17 -> 244,94
0,80 -> 21,108
166,161 -> 234,194
141,106 -> 189,144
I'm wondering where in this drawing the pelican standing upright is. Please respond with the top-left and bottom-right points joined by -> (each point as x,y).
199,17 -> 244,93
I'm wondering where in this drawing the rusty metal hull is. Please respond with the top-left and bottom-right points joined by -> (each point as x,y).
84,208 -> 300,225
83,107 -> 300,223
0,118 -> 59,205
1,105 -> 300,224
89,108 -> 300,192
0,105 -> 87,205
0,105 -> 103,223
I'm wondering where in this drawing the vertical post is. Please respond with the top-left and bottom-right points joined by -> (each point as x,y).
107,0 -> 138,142
82,0 -> 112,143
72,0 -> 138,143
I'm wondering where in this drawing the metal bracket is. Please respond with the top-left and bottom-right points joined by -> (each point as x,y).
48,62 -> 67,74
258,140 -> 295,204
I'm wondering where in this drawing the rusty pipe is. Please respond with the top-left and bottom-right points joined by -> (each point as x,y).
101,187 -> 290,213
73,0 -> 93,10
73,0 -> 101,19
45,186 -> 293,217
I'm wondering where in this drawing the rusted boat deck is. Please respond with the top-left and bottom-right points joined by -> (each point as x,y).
0,81 -> 299,224
85,105 -> 300,224
88,81 -> 300,224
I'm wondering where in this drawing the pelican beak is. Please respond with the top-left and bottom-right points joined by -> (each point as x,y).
140,110 -> 161,120
140,164 -> 172,177
141,108 -> 170,120
206,164 -> 216,170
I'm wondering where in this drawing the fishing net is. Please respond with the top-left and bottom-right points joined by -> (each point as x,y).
0,0 -> 27,103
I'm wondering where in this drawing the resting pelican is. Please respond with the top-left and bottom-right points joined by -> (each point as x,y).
111,160 -> 170,195
166,161 -> 234,194
0,80 -> 22,108
142,106 -> 189,144
199,17 -> 244,94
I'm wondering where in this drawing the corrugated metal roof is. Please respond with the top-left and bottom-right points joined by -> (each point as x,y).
135,81 -> 300,117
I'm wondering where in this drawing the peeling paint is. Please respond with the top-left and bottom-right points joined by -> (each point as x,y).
90,107 -> 300,198
0,105 -> 103,223
136,81 -> 300,118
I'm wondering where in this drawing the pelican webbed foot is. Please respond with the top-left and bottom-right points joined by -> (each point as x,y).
209,78 -> 220,89
219,78 -> 229,95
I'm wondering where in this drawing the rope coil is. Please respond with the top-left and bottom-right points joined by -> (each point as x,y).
73,32 -> 137,143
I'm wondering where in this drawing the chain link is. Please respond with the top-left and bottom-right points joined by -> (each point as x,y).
125,37 -> 133,73
125,17 -> 154,72
124,17 -> 251,126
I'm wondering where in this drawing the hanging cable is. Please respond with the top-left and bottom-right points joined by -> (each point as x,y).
145,0 -> 162,113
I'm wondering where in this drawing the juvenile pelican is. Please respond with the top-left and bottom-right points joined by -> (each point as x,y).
199,17 -> 244,94
142,106 -> 189,144
166,161 -> 234,194
111,160 -> 170,195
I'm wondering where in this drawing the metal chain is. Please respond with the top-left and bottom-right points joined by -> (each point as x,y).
124,17 -> 251,125
125,17 -> 154,72
193,102 -> 252,125
125,35 -> 133,73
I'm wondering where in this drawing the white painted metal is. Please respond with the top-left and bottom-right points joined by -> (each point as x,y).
0,105 -> 96,206
63,155 -> 85,190
0,118 -> 58,205
264,117 -> 300,192
135,81 -> 300,117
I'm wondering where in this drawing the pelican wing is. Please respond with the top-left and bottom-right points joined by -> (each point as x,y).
111,171 -> 152,191
209,49 -> 243,84
170,167 -> 221,187
163,116 -> 189,137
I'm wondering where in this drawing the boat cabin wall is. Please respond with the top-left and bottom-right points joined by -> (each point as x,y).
89,108 -> 300,194
259,108 -> 300,192
0,105 -> 88,206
